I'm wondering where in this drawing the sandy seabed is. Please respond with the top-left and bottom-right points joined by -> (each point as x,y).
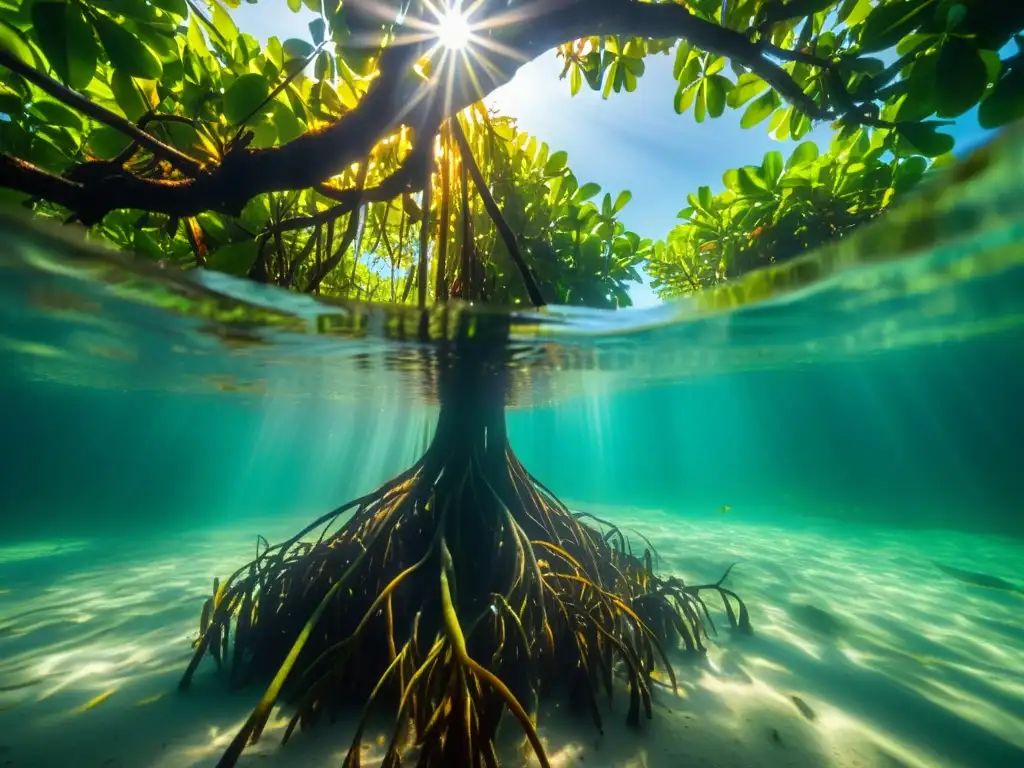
1,507 -> 1022,768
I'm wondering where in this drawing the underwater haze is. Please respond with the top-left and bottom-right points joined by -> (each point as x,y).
1,132 -> 1024,768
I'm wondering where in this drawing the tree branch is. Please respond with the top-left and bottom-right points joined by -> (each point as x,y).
2,0 -> 882,225
0,50 -> 203,176
451,117 -> 544,307
305,161 -> 370,292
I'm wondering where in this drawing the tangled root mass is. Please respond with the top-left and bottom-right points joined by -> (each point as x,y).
180,353 -> 751,768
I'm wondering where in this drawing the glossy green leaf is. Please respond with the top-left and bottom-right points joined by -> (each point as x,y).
694,80 -> 707,123
706,75 -> 730,118
30,1 -> 97,89
935,37 -> 987,118
569,63 -> 582,96
892,156 -> 928,191
898,52 -> 937,121
544,150 -> 568,176
206,240 -> 260,276
283,38 -> 316,60
741,89 -> 780,128
309,19 -> 325,46
672,41 -> 691,79
0,22 -> 36,67
897,121 -> 955,157
576,182 -> 601,202
110,71 -> 154,121
93,13 -> 163,79
87,126 -> 132,159
612,190 -> 631,213
149,0 -> 188,16
224,73 -> 270,124
762,151 -> 783,185
858,0 -> 931,53
727,73 -> 768,108
211,1 -> 239,43
979,66 -> 1024,129
27,99 -> 82,130
786,141 -> 819,169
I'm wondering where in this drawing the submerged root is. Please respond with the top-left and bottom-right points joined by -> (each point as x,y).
181,420 -> 752,768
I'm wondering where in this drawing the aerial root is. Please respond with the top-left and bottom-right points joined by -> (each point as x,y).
181,439 -> 752,768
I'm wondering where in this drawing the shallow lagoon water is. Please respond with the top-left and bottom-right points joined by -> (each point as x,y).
1,130 -> 1023,767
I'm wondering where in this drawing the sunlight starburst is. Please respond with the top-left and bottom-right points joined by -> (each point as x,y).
435,7 -> 471,50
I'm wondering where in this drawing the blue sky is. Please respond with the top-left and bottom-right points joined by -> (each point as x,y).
231,3 -> 997,307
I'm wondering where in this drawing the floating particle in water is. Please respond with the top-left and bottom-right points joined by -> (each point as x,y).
790,694 -> 817,721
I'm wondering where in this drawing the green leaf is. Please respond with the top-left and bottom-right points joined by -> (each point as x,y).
206,240 -> 260,276
0,22 -> 36,67
87,125 -> 131,159
741,89 -> 780,128
149,0 -> 188,16
110,70 -> 154,121
897,52 -> 937,121
27,99 -> 82,130
705,74 -> 730,119
544,150 -> 568,176
694,80 -> 707,123
727,73 -> 768,108
943,2 -> 967,30
211,1 -> 239,43
30,3 -> 69,80
287,0 -> 301,10
575,182 -> 601,202
786,141 -> 819,169
34,1 -> 99,89
283,38 -> 315,60
612,190 -> 631,213
224,72 -> 270,124
737,167 -> 769,196
892,155 -> 928,191
842,0 -> 873,26
309,19 -> 325,46
897,121 -> 955,157
979,66 -> 1024,129
697,186 -> 713,211
676,57 -> 702,88
93,13 -> 162,79
761,151 -> 783,185
934,37 -> 987,118
569,63 -> 582,96
674,81 -> 698,114
672,41 -> 691,79
271,100 -> 303,143
858,0 -> 931,54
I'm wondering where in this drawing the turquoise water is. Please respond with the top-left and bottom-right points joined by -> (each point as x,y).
1,131 -> 1023,767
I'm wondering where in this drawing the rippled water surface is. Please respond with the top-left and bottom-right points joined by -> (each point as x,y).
0,128 -> 1022,768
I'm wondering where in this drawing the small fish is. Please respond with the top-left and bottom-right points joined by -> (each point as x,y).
718,505 -> 732,514
933,562 -> 1024,596
75,688 -> 116,713
134,693 -> 165,707
790,695 -> 816,721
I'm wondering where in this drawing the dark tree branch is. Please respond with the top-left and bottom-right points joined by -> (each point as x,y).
416,151 -> 433,309
1,0 -> 888,226
0,154 -> 85,208
305,159 -> 371,292
0,50 -> 203,176
434,128 -> 451,302
451,117 -> 544,307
